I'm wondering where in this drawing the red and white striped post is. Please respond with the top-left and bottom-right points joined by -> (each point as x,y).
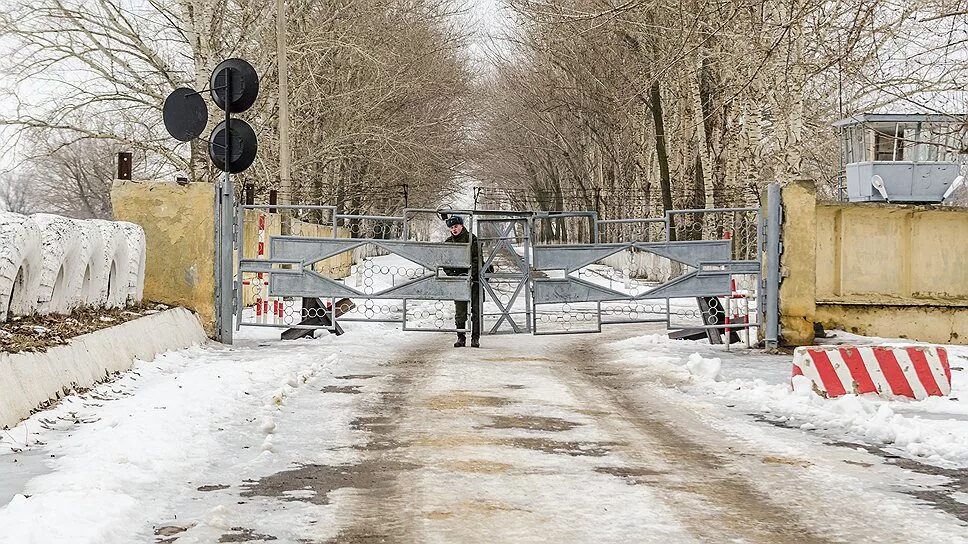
792,346 -> 952,400
256,212 -> 268,322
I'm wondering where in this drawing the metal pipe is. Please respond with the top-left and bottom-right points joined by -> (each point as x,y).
596,218 -> 666,224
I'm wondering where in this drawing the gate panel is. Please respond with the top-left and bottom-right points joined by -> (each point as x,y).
235,204 -> 472,333
230,203 -> 763,344
531,211 -> 759,339
478,217 -> 532,335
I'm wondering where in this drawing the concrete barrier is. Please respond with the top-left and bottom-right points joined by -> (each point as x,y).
774,180 -> 968,346
111,180 -> 216,335
792,345 -> 951,400
0,307 -> 207,428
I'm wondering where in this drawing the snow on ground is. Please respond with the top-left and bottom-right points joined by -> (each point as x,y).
606,332 -> 968,469
0,325 -> 701,543
1,250 -> 966,541
0,335 -> 360,543
0,318 -> 966,542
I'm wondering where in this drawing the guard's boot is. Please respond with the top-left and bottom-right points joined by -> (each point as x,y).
454,333 -> 466,348
470,336 -> 480,348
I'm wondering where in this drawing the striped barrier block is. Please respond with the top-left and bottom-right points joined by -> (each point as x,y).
792,346 -> 951,400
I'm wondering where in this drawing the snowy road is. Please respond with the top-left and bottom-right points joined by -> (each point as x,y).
1,324 -> 967,543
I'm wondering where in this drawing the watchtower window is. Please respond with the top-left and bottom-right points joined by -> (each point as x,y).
874,127 -> 904,161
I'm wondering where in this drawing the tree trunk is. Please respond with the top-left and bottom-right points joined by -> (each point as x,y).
650,81 -> 675,241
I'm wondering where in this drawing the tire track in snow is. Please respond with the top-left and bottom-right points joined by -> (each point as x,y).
552,338 -> 835,544
321,338 -> 447,543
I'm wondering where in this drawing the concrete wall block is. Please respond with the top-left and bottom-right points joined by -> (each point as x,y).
0,307 -> 207,428
111,180 -> 216,334
778,181 -> 817,346
813,201 -> 968,344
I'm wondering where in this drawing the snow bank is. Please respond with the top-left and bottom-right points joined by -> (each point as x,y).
0,308 -> 206,429
696,369 -> 968,467
610,333 -> 968,468
0,329 -> 345,544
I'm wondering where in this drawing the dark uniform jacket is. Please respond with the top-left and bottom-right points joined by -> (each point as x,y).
444,228 -> 481,278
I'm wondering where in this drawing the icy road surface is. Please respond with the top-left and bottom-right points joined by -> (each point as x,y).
1,324 -> 966,543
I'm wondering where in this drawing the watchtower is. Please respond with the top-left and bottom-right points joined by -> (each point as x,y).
833,113 -> 965,202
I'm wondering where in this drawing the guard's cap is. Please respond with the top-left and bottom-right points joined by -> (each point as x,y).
445,216 -> 463,227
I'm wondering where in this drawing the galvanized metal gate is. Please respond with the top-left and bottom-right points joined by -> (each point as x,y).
234,205 -> 474,336
524,208 -> 763,340
477,215 -> 532,335
221,201 -> 775,345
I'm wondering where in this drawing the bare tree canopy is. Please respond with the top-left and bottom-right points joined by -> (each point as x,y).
471,0 -> 968,218
0,0 -> 965,218
0,0 -> 219,178
0,0 -> 476,215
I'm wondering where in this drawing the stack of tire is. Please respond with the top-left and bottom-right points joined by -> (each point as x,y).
0,212 -> 146,322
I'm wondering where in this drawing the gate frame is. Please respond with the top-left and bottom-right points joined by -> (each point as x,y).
232,204 -> 475,336
219,201 -> 769,346
477,215 -> 533,335
763,183 -> 782,349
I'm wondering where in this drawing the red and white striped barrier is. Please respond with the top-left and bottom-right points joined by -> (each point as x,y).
792,346 -> 951,400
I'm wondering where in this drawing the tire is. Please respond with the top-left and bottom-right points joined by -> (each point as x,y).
33,214 -> 87,315
88,220 -> 131,309
0,212 -> 43,321
117,222 -> 146,304
74,220 -> 105,308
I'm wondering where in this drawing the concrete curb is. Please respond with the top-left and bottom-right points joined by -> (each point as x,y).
0,307 -> 207,428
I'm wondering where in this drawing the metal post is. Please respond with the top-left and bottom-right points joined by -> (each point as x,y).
117,151 -> 132,180
523,218 -> 532,332
764,183 -> 781,349
235,201 -> 245,331
477,234 -> 484,337
756,205 -> 765,331
217,73 -> 235,344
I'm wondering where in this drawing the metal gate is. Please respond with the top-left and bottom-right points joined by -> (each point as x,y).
234,205 -> 475,337
222,203 -> 768,345
526,208 -> 762,340
477,216 -> 532,335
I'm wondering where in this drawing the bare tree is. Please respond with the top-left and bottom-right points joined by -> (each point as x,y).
30,138 -> 130,218
473,0 -> 968,224
0,173 -> 40,214
0,0 -> 278,184
237,0 -> 476,215
1,0 -> 476,218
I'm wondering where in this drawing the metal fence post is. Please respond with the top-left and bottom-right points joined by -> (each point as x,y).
217,170 -> 235,344
764,183 -> 781,349
216,76 -> 235,344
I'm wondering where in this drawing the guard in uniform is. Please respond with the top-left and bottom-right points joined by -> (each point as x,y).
443,216 -> 481,347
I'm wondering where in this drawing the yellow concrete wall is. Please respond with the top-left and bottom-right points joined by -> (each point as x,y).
779,195 -> 968,346
778,181 -> 817,346
816,304 -> 967,344
816,204 -> 968,306
111,180 -> 216,335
